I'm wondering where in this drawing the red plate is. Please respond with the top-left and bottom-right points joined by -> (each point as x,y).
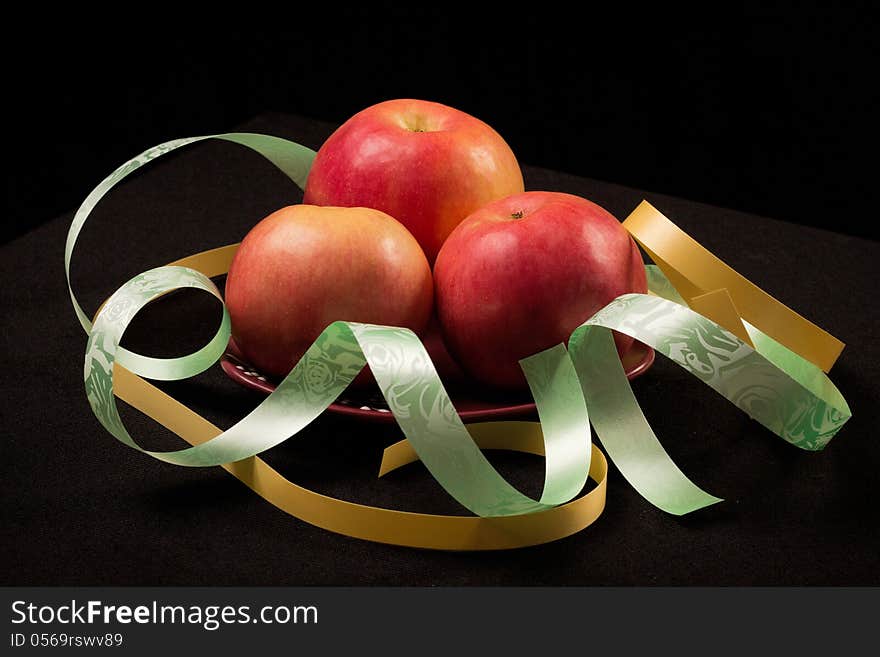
221,333 -> 655,423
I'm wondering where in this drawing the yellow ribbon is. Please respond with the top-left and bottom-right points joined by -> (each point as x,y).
623,200 -> 845,371
114,367 -> 607,550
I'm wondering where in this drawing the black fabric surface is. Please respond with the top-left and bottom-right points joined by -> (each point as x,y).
2,113 -> 878,585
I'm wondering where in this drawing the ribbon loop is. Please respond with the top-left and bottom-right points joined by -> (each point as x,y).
65,133 -> 316,379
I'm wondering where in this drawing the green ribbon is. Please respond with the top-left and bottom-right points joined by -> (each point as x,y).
68,134 -> 852,522
569,278 -> 850,514
86,266 -> 592,515
64,133 -> 314,380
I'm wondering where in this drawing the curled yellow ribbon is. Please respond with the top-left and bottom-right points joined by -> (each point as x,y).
624,201 -> 845,372
114,365 -> 607,550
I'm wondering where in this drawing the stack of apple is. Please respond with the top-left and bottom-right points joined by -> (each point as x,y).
226,99 -> 646,389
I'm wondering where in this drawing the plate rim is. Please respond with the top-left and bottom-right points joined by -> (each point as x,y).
220,342 -> 656,423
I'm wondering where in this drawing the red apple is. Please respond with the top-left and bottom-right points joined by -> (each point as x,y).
433,191 -> 647,389
225,205 -> 432,378
303,99 -> 524,263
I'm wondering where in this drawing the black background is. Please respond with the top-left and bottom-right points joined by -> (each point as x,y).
2,112 -> 877,586
5,6 -> 877,242
2,8 -> 878,587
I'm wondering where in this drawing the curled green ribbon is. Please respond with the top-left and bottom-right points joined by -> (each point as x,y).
85,264 -> 593,516
65,133 -> 314,380
68,133 -> 852,535
568,279 -> 851,514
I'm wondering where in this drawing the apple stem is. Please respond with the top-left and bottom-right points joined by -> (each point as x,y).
511,211 -> 524,219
